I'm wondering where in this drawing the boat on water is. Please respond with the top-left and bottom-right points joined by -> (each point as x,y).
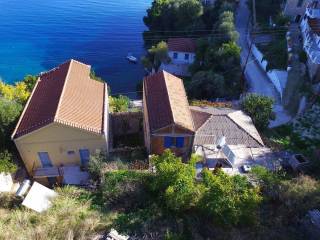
126,53 -> 138,63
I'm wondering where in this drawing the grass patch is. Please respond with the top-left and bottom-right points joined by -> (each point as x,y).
0,186 -> 112,240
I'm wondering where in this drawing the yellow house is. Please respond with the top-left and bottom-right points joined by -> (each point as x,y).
12,59 -> 109,185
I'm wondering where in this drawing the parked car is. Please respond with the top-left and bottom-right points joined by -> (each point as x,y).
241,164 -> 252,173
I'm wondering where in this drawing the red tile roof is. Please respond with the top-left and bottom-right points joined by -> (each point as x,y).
143,71 -> 194,133
167,38 -> 196,53
308,17 -> 320,35
12,59 -> 106,139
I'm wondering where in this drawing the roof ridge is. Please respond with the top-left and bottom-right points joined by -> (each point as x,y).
163,71 -> 195,131
162,71 -> 175,126
161,70 -> 175,123
54,59 -> 74,120
195,113 -> 214,134
71,59 -> 90,68
227,111 -> 264,146
55,118 -> 103,135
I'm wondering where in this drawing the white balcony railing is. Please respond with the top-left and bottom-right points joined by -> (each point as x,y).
306,7 -> 320,18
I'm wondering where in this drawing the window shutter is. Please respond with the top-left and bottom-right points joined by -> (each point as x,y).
164,136 -> 173,148
176,137 -> 184,148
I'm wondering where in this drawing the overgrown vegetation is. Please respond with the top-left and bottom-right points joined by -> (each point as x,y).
0,75 -> 37,172
2,150 -> 320,239
142,0 -> 242,100
141,41 -> 170,73
259,36 -> 288,71
109,95 -> 130,113
241,93 -> 275,130
0,150 -> 17,174
0,187 -> 110,240
248,0 -> 284,27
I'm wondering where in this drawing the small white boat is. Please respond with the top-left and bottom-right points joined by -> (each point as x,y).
126,53 -> 137,63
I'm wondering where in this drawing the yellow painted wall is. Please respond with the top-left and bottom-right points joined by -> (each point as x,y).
14,122 -> 107,175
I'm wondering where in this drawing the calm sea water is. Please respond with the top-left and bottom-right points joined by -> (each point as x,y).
0,0 -> 151,98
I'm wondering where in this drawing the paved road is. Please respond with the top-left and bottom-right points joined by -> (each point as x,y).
235,0 -> 292,127
235,0 -> 280,101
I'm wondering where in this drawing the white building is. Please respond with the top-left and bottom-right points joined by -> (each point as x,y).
284,0 -> 312,22
300,0 -> 320,81
160,38 -> 196,77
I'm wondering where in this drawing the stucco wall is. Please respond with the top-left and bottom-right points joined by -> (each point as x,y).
169,51 -> 195,64
283,0 -> 310,19
14,123 -> 107,175
143,86 -> 151,153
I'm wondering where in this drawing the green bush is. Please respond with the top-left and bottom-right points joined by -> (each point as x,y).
279,175 -> 320,215
109,95 -> 130,113
0,186 -> 109,240
198,169 -> 262,226
241,93 -> 274,130
150,150 -> 200,212
0,150 -> 17,174
101,170 -> 152,207
0,193 -> 21,209
88,151 -> 106,181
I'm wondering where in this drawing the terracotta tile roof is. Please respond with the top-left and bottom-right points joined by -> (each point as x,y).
308,17 -> 320,35
13,59 -> 106,139
190,106 -> 264,148
191,109 -> 211,130
143,71 -> 194,132
167,38 -> 196,53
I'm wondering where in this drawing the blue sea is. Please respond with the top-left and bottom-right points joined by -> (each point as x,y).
0,0 -> 151,98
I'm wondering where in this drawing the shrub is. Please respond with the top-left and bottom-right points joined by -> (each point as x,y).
109,95 -> 130,113
198,169 -> 262,226
241,93 -> 274,130
279,175 -> 320,215
88,151 -> 107,181
150,150 -> 200,212
0,186 -> 108,240
0,150 -> 17,174
100,170 -> 151,208
0,193 -> 21,209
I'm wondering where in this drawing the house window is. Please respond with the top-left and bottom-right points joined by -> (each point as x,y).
67,150 -> 75,155
164,137 -> 185,148
164,136 -> 174,148
173,52 -> 178,59
185,53 -> 189,60
176,137 -> 185,148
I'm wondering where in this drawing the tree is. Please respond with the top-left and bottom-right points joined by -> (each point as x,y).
109,95 -> 130,113
143,0 -> 203,32
22,75 -> 38,92
90,70 -> 104,83
188,71 -> 225,100
217,11 -> 239,43
0,150 -> 17,174
142,41 -> 170,73
251,166 -> 283,200
0,81 -> 30,104
198,169 -> 262,226
0,98 -> 23,149
241,93 -> 275,130
150,150 -> 199,211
